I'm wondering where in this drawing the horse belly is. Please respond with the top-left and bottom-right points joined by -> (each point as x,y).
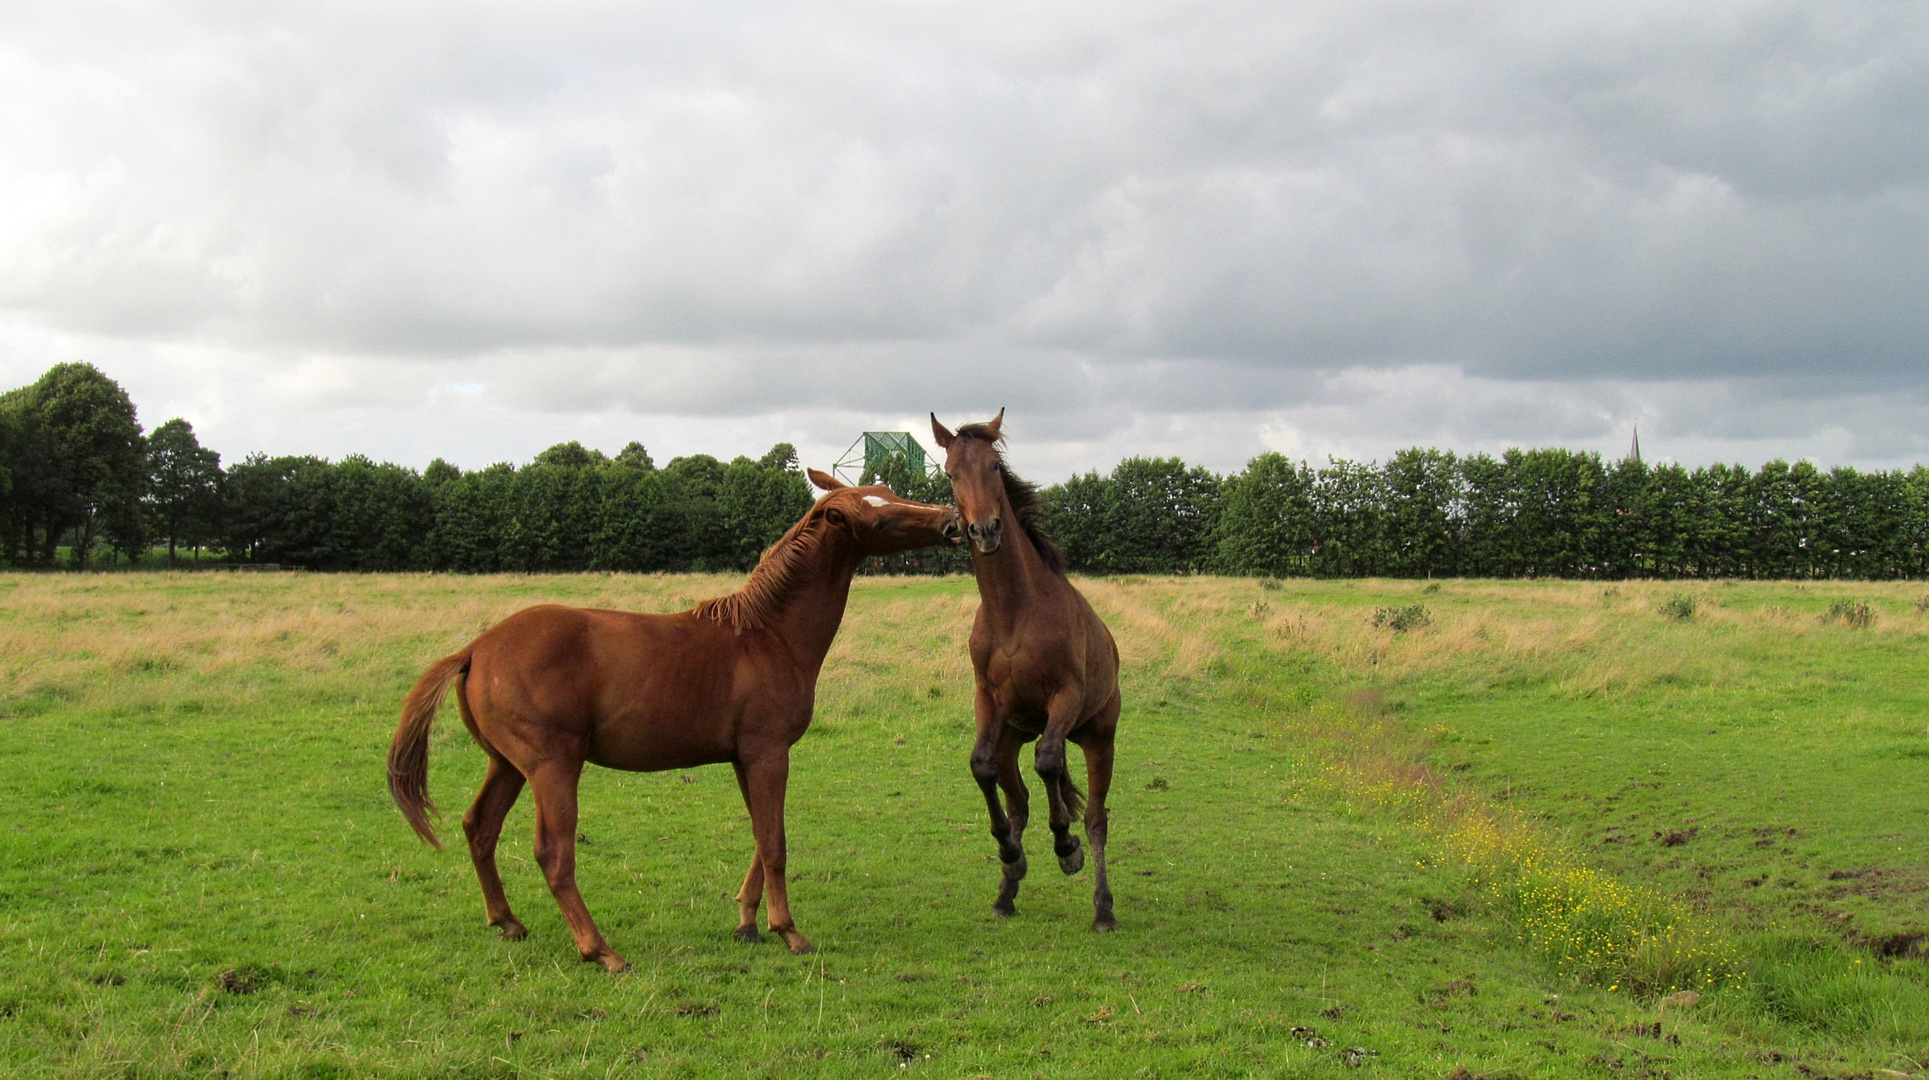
585,702 -> 736,772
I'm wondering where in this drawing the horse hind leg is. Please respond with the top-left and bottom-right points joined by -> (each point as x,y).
1035,693 -> 1087,877
1076,710 -> 1119,933
528,759 -> 630,973
463,752 -> 529,940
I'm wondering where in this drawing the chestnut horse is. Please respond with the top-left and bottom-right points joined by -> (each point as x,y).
387,471 -> 961,971
931,410 -> 1122,931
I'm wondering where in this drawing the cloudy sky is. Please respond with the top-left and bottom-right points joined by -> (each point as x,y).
3,0 -> 1926,480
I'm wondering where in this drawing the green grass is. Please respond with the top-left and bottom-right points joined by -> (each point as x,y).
0,572 -> 1925,1077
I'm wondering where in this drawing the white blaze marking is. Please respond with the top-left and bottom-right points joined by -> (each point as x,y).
863,495 -> 891,507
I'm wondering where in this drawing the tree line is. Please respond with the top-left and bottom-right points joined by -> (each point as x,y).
0,364 -> 812,572
1044,449 -> 1929,579
5,363 -> 1929,578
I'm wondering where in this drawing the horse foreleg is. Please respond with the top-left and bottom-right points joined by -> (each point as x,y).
1075,694 -> 1120,933
992,728 -> 1031,916
742,754 -> 812,954
528,759 -> 629,973
969,691 -> 1024,913
730,761 -> 765,943
1035,690 -> 1087,876
462,753 -> 528,939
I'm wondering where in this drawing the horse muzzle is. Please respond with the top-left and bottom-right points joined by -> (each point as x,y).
942,511 -> 965,545
966,515 -> 1003,555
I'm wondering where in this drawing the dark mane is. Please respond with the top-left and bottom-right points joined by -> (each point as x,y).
694,508 -> 825,631
953,424 -> 1066,575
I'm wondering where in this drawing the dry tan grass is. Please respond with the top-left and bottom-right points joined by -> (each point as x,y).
9,569 -> 1925,727
0,572 -> 748,715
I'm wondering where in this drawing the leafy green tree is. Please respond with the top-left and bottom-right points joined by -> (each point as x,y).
1078,457 -> 1221,574
532,441 -> 606,469
718,449 -> 813,570
0,400 -> 32,563
660,454 -> 730,569
423,458 -> 462,487
147,418 -> 224,565
1380,448 -> 1461,577
1309,458 -> 1387,577
431,464 -> 517,572
1214,452 -> 1316,576
0,364 -> 149,566
614,441 -> 656,472
321,456 -> 434,571
1040,470 -> 1112,573
1642,462 -> 1698,577
591,465 -> 669,570
502,464 -> 590,572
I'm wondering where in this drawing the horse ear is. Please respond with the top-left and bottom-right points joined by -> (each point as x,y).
984,407 -> 1005,440
930,413 -> 954,450
807,468 -> 845,491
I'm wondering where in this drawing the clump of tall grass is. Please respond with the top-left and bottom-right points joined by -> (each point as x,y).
1657,594 -> 1697,621
1371,604 -> 1431,632
1822,599 -> 1874,629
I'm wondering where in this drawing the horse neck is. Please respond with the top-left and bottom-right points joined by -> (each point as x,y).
970,493 -> 1052,632
762,537 -> 863,670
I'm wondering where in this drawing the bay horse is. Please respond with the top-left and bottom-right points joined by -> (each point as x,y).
930,410 -> 1122,931
387,471 -> 961,971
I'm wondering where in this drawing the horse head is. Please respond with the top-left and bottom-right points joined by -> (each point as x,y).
929,408 -> 1008,555
806,468 -> 963,555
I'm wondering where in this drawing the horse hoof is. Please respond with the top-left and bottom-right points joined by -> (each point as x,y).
733,925 -> 763,944
1093,916 -> 1118,934
496,921 -> 528,941
1058,846 -> 1085,876
590,953 -> 631,973
993,902 -> 1017,918
772,927 -> 814,954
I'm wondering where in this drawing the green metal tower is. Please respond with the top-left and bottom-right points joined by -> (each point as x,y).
832,432 -> 941,486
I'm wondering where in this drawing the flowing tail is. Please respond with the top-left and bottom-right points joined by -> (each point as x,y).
388,651 -> 470,849
1059,771 -> 1086,821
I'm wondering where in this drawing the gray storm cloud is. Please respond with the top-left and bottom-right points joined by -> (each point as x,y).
1,0 -> 1925,472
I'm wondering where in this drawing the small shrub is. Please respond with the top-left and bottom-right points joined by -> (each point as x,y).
1372,604 -> 1431,632
1421,582 -> 1441,595
1259,578 -> 1282,591
1658,595 -> 1697,621
1915,594 -> 1929,614
1822,600 -> 1874,629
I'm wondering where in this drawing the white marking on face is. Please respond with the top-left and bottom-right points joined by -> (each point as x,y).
862,495 -> 892,507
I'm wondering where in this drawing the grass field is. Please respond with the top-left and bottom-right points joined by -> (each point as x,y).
1,571 -> 1925,1078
